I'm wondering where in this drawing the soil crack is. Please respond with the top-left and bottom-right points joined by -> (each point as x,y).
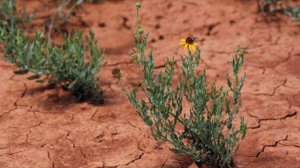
246,78 -> 287,97
0,149 -> 29,157
248,111 -> 297,129
116,152 -> 144,168
106,61 -> 133,67
64,130 -> 86,158
256,135 -> 288,157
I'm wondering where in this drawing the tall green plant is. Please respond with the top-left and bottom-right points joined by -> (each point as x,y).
115,3 -> 247,167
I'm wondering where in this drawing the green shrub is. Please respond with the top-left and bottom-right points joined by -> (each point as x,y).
115,3 -> 247,167
0,0 -> 104,103
259,0 -> 300,21
0,0 -> 32,25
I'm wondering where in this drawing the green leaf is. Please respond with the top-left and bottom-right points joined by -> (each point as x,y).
27,74 -> 41,80
36,79 -> 46,83
227,74 -> 232,89
14,69 -> 29,75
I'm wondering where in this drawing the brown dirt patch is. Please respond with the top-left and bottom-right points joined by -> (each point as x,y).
0,0 -> 300,167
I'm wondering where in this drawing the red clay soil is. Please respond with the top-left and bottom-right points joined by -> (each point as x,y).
1,0 -> 300,167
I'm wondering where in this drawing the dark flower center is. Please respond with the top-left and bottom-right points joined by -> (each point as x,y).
186,36 -> 195,45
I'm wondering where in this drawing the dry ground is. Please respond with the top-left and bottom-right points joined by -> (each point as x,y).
0,0 -> 300,167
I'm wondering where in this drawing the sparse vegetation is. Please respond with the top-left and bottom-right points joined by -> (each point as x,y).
114,2 -> 247,168
259,0 -> 300,21
0,0 -> 104,103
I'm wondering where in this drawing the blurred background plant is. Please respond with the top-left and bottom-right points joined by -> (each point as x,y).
259,0 -> 300,21
114,2 -> 248,168
43,0 -> 101,41
0,0 -> 33,30
0,0 -> 104,103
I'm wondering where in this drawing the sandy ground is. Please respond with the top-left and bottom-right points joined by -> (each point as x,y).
0,0 -> 300,167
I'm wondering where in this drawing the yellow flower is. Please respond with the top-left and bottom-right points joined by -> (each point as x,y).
179,36 -> 197,52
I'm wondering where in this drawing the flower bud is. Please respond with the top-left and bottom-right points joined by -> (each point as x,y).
135,2 -> 142,9
137,25 -> 144,35
112,68 -> 122,79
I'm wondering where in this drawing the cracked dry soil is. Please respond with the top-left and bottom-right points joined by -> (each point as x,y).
0,0 -> 300,168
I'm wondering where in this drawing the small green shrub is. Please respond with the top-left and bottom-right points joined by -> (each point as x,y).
0,0 -> 32,28
0,0 -> 100,39
0,0 -> 104,103
116,3 -> 247,167
259,0 -> 300,21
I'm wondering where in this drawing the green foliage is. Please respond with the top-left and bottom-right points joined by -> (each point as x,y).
125,4 -> 247,168
0,0 -> 104,103
260,0 -> 300,21
0,0 -> 32,29
0,0 -> 100,39
0,0 -> 18,24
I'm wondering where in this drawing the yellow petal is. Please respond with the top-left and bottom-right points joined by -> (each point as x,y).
179,41 -> 186,46
191,45 -> 196,52
179,39 -> 186,46
184,44 -> 188,49
188,44 -> 197,52
189,45 -> 193,51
